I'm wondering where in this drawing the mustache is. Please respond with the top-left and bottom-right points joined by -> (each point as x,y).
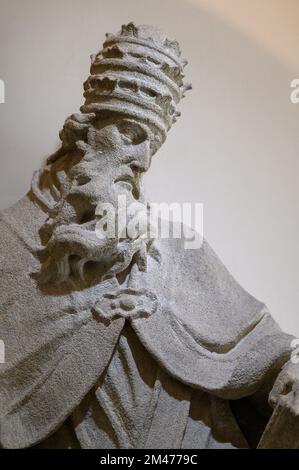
39,222 -> 147,285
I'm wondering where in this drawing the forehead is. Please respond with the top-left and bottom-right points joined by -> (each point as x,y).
94,117 -> 153,144
96,117 -> 146,132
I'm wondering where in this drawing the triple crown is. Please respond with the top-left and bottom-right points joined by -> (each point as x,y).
81,23 -> 191,147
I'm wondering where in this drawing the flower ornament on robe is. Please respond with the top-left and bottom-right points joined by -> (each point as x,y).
92,287 -> 158,323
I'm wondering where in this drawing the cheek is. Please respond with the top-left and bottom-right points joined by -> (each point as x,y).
74,154 -> 117,178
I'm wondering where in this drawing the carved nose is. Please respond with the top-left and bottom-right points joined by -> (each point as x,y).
130,154 -> 151,173
130,141 -> 151,173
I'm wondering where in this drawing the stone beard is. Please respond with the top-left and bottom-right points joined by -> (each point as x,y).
34,117 -> 153,285
0,23 -> 299,450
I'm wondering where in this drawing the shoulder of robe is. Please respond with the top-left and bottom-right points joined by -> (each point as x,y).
130,223 -> 293,398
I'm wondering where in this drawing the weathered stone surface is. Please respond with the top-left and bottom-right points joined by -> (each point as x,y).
0,23 -> 298,449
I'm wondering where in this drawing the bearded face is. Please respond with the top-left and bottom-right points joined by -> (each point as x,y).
28,22 -> 189,287
33,116 -> 157,286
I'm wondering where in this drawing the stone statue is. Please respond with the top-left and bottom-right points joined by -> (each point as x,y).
0,23 -> 298,449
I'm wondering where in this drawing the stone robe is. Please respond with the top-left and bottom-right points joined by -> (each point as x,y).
0,196 -> 293,448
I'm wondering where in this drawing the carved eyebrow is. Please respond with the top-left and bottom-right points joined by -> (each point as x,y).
117,120 -> 149,145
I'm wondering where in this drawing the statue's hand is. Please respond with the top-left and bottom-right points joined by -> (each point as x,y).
269,361 -> 299,415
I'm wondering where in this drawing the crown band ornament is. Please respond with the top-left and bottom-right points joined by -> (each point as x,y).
81,22 -> 191,151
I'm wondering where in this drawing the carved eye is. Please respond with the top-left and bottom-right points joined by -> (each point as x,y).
76,174 -> 91,186
117,120 -> 148,146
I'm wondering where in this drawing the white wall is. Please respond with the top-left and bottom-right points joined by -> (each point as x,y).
0,0 -> 298,336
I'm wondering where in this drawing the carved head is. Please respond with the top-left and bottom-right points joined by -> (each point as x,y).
31,23 -> 191,285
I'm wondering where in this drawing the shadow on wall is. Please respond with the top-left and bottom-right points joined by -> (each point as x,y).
0,0 -> 298,335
